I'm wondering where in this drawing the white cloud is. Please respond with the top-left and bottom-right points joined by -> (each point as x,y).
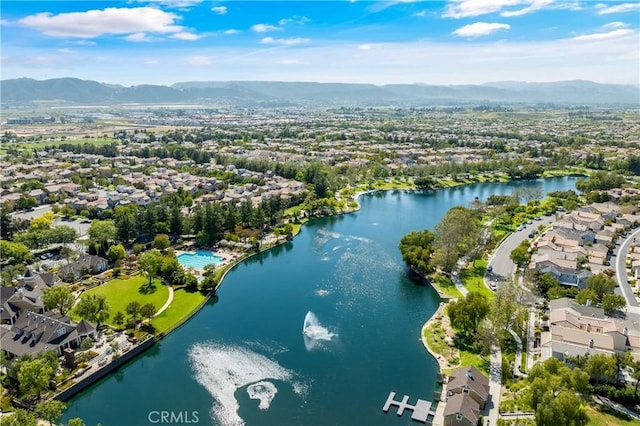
596,3 -> 640,14
358,44 -> 374,50
140,0 -> 202,8
57,48 -> 75,53
280,58 -> 308,65
571,28 -> 634,41
500,0 -> 553,17
602,22 -> 627,30
19,7 -> 184,38
413,10 -> 429,16
278,16 -> 310,26
69,40 -> 96,46
444,0 -> 523,18
260,37 -> 310,46
443,0 -> 555,18
223,29 -> 241,35
170,31 -> 202,40
251,24 -> 281,33
125,32 -> 153,42
453,22 -> 510,37
211,6 -> 227,15
187,55 -> 212,66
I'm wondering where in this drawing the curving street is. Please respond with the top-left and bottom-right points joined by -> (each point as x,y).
614,226 -> 640,310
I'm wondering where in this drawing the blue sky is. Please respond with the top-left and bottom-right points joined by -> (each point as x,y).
1,1 -> 639,85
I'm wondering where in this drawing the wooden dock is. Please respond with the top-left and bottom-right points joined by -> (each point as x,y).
383,391 -> 435,423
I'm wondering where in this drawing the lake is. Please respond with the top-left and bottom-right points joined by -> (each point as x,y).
62,176 -> 579,426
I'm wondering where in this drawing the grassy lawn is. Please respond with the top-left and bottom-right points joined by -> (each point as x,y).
460,259 -> 495,299
431,274 -> 463,299
151,288 -> 207,335
72,275 -> 169,326
586,404 -> 639,426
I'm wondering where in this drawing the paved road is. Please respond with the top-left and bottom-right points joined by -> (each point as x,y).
486,215 -> 557,287
9,205 -> 53,220
615,226 -> 640,308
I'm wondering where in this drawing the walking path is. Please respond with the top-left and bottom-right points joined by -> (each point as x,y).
485,346 -> 502,426
154,285 -> 174,317
526,308 -> 537,372
507,328 -> 526,377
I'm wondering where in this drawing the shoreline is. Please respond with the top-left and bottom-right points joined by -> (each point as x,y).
56,173 -> 579,406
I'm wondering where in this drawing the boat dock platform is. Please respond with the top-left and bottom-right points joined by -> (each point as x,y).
383,391 -> 435,423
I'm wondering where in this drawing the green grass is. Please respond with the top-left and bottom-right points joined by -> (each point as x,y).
72,275 -> 169,326
585,404 -> 640,426
151,288 -> 207,335
460,259 -> 495,299
432,274 -> 463,299
6,138 -> 117,151
458,336 -> 490,375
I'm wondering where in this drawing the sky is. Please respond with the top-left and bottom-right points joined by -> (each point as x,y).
1,0 -> 639,86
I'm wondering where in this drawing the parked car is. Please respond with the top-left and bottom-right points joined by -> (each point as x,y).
528,233 -> 534,238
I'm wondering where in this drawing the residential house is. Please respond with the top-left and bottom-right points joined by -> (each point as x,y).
443,365 -> 490,426
0,311 -> 96,358
57,255 -> 108,282
540,298 -> 640,363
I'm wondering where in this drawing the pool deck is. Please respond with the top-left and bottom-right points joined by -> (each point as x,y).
174,249 -> 236,273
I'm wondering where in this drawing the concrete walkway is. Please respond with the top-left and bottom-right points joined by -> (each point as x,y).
485,346 -> 502,426
507,328 -> 526,377
154,285 -> 174,317
526,308 -> 537,372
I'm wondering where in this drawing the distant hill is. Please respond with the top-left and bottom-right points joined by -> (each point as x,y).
1,77 -> 638,106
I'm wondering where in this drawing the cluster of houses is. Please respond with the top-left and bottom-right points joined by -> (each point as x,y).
529,199 -> 639,289
0,153 -> 306,213
541,297 -> 640,363
0,255 -> 107,360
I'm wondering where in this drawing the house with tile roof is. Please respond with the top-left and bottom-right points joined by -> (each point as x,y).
442,365 -> 490,426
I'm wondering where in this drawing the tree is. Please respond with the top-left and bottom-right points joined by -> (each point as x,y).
88,220 -> 117,253
0,240 -> 33,264
74,294 -> 110,327
17,358 -> 53,399
113,311 -> 125,325
42,285 -> 75,315
106,244 -> 126,262
447,292 -> 490,336
35,399 -> 66,426
30,212 -> 55,231
138,249 -> 164,285
431,207 -> 481,271
1,409 -> 38,426
535,390 -> 588,426
60,245 -> 76,264
398,229 -> 436,275
184,273 -> 199,291
575,289 -> 599,306
537,272 -> 560,295
601,293 -> 626,316
509,242 -> 531,266
585,273 -> 616,301
126,301 -> 141,321
153,234 -> 171,250
140,303 -> 157,320
67,419 -> 87,426
586,353 -> 617,386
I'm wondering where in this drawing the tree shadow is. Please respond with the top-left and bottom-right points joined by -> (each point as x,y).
138,281 -> 157,294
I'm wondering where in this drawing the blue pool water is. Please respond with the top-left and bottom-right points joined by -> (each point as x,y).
177,251 -> 224,269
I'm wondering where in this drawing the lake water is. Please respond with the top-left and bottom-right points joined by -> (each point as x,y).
62,177 -> 579,426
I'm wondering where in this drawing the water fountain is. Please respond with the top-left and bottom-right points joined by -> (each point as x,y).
303,311 -> 336,351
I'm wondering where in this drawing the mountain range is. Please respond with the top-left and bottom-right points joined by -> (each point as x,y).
1,77 -> 638,106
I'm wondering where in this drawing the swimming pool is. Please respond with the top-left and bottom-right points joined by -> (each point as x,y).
177,251 -> 224,270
